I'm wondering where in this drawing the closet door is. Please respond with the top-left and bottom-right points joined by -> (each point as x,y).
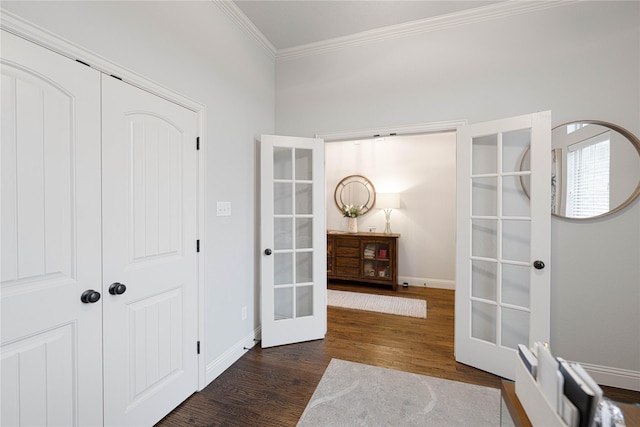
1,31 -> 103,426
101,77 -> 199,426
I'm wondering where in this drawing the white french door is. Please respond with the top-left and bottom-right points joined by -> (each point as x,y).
101,77 -> 199,426
260,134 -> 326,348
1,30 -> 103,426
455,112 -> 551,380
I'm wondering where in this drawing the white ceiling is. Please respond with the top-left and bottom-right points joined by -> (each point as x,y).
232,0 -> 503,51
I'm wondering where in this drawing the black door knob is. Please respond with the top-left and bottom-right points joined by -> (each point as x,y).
533,260 -> 545,270
81,290 -> 101,303
264,248 -> 272,256
109,282 -> 127,295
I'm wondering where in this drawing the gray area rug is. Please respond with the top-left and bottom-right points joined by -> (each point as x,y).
297,359 -> 500,427
327,290 -> 427,318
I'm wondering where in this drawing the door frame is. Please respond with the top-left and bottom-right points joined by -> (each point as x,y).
1,11 -> 209,390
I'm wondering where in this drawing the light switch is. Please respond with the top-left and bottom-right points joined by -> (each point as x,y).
216,201 -> 231,217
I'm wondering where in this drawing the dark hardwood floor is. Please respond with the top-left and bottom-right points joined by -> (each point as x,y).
157,282 -> 640,426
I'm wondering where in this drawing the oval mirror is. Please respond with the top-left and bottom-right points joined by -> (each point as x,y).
521,121 -> 640,219
334,175 -> 376,215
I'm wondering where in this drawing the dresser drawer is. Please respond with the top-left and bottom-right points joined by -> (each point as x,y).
336,266 -> 359,277
336,247 -> 359,258
335,238 -> 359,248
336,257 -> 359,268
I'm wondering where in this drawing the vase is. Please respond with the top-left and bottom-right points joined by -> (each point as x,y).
348,217 -> 358,233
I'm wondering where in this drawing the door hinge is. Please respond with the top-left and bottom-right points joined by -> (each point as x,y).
196,240 -> 200,253
197,341 -> 200,354
196,136 -> 200,150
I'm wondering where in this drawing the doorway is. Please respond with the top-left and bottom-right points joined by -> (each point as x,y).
324,132 -> 458,291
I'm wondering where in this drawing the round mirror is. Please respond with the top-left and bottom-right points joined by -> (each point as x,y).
334,175 -> 376,215
521,121 -> 640,219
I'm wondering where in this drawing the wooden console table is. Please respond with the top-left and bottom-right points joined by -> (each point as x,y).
327,231 -> 399,291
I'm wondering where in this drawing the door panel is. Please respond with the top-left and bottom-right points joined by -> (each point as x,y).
260,135 -> 326,348
455,112 -> 551,380
1,30 -> 103,426
102,76 -> 198,426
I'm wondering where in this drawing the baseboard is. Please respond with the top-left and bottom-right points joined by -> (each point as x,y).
398,275 -> 455,290
203,326 -> 261,389
580,362 -> 640,392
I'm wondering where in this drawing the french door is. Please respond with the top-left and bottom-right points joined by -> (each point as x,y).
455,112 -> 551,380
260,134 -> 326,348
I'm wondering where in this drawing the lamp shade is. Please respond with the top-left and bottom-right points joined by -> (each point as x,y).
376,193 -> 400,209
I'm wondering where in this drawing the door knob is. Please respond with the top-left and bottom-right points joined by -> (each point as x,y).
109,282 -> 127,295
264,248 -> 272,256
81,290 -> 101,303
533,260 -> 545,270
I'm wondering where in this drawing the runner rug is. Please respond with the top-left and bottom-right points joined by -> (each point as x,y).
327,289 -> 427,318
297,359 -> 500,427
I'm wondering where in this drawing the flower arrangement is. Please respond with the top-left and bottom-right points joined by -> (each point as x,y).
341,204 -> 363,218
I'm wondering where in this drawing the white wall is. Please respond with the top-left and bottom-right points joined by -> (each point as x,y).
277,2 -> 640,387
2,1 -> 275,383
326,133 -> 456,288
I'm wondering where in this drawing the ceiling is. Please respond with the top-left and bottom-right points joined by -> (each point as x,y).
232,0 -> 503,51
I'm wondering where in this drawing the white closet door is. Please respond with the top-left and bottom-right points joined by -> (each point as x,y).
101,76 -> 199,426
1,30 -> 103,426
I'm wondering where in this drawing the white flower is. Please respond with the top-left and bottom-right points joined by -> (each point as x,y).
341,204 -> 363,218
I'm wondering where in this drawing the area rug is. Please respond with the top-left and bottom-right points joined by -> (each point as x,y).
297,359 -> 500,427
327,289 -> 427,318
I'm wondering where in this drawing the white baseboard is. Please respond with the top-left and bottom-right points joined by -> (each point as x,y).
398,275 -> 455,290
203,327 -> 261,389
580,362 -> 640,392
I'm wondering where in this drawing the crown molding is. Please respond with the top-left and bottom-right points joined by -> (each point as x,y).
213,0 -> 277,58
277,0 -> 578,61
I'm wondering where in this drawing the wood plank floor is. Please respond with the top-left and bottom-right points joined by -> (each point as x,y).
157,282 -> 640,426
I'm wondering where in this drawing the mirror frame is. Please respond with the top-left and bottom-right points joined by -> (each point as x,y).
334,174 -> 376,215
520,120 -> 640,219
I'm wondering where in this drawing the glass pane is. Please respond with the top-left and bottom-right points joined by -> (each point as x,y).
274,253 -> 292,285
295,148 -> 312,180
502,264 -> 530,308
273,147 -> 292,180
472,177 -> 497,216
274,182 -> 292,215
472,134 -> 497,175
364,243 -> 376,259
471,301 -> 496,344
501,307 -> 529,350
472,219 -> 497,259
296,285 -> 313,317
471,260 -> 497,301
295,183 -> 312,214
502,129 -> 531,173
274,218 -> 293,250
296,251 -> 313,283
502,175 -> 530,217
274,287 -> 293,320
295,218 -> 312,249
502,220 -> 530,263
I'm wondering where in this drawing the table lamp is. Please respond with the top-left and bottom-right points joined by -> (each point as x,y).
376,193 -> 400,234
